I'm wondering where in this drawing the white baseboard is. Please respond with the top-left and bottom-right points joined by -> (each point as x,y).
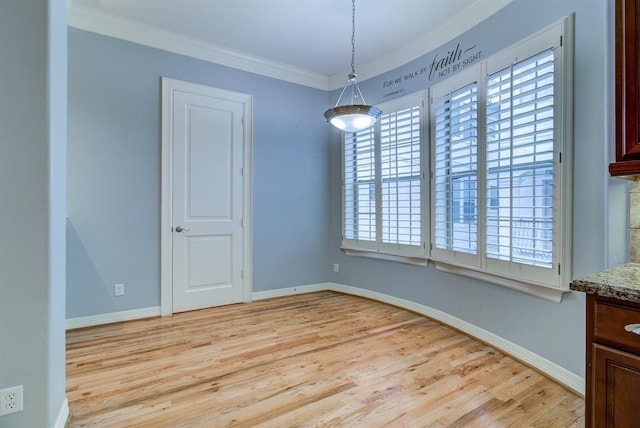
54,397 -> 69,428
64,283 -> 585,396
252,283 -> 332,301
253,282 -> 584,396
66,306 -> 161,330
65,284 -> 328,329
324,282 -> 584,396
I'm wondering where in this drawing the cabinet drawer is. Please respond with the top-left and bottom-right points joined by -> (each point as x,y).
594,299 -> 640,351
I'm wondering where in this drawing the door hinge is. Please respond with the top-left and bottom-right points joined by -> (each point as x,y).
241,167 -> 244,176
560,35 -> 563,47
241,218 -> 244,227
558,264 -> 561,275
241,269 -> 245,279
559,152 -> 562,163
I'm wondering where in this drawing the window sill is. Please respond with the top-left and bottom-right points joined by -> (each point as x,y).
342,248 -> 570,303
343,248 -> 429,267
434,261 -> 569,303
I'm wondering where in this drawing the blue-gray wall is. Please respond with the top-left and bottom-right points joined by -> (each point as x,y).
0,1 -> 67,427
328,0 -> 617,379
67,0 -> 624,381
67,28 -> 330,317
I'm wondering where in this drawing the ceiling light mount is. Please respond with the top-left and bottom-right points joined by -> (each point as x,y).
324,0 -> 381,133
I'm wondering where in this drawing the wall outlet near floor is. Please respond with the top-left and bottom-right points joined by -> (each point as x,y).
333,263 -> 340,272
0,385 -> 23,416
114,283 -> 125,296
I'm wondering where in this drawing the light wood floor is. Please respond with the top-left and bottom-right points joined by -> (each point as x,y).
66,291 -> 584,427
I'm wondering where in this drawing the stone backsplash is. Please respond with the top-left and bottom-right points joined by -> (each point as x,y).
630,180 -> 640,263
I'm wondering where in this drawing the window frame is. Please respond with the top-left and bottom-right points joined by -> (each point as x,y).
429,18 -> 573,299
339,17 -> 573,301
431,67 -> 483,271
341,91 -> 429,261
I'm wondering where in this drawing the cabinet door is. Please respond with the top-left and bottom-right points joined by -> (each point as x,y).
610,0 -> 640,175
592,343 -> 640,427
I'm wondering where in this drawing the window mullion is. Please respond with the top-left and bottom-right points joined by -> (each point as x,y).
393,121 -> 399,246
509,63 -> 515,264
374,119 -> 383,251
446,111 -> 454,248
477,65 -> 488,271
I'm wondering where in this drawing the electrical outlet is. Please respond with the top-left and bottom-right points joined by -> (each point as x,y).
114,283 -> 125,296
0,385 -> 23,416
333,263 -> 340,272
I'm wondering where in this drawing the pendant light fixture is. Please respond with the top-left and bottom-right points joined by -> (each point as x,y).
324,0 -> 382,133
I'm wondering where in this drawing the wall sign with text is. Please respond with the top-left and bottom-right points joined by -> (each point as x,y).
382,42 -> 483,94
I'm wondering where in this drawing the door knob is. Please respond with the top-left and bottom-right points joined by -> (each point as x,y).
175,226 -> 190,233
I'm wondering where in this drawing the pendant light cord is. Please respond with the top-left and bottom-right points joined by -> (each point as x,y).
332,0 -> 368,107
351,0 -> 356,76
323,0 -> 381,130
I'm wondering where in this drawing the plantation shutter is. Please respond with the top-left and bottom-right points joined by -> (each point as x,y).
428,22 -> 568,292
344,127 -> 376,246
342,91 -> 426,258
431,75 -> 480,268
380,105 -> 422,247
485,49 -> 555,269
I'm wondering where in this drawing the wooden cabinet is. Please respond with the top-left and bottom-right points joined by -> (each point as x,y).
592,344 -> 640,427
586,295 -> 640,427
609,0 -> 640,176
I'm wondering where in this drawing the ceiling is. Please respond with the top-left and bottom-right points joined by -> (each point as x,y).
67,0 -> 512,89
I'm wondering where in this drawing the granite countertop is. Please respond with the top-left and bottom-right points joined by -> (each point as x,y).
570,263 -> 640,304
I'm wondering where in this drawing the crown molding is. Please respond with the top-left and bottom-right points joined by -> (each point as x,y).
67,5 -> 330,90
328,0 -> 514,89
68,0 -> 512,92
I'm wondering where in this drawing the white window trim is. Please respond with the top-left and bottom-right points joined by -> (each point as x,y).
434,261 -> 566,302
343,248 -> 429,267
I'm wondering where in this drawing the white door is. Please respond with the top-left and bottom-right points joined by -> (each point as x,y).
164,79 -> 249,313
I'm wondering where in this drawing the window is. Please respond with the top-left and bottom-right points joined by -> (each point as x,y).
430,22 -> 570,291
433,78 -> 479,262
342,92 -> 427,259
340,19 -> 572,296
344,127 -> 376,243
485,49 -> 555,268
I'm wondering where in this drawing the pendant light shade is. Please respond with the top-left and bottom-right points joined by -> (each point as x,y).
324,104 -> 382,133
324,0 -> 381,132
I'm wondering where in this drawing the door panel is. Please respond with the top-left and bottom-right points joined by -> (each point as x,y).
170,86 -> 245,313
187,106 -> 233,219
186,235 -> 232,288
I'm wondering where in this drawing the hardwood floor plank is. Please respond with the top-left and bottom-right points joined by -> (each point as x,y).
66,291 -> 583,427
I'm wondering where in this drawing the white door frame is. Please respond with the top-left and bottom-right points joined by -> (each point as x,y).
160,77 -> 253,316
